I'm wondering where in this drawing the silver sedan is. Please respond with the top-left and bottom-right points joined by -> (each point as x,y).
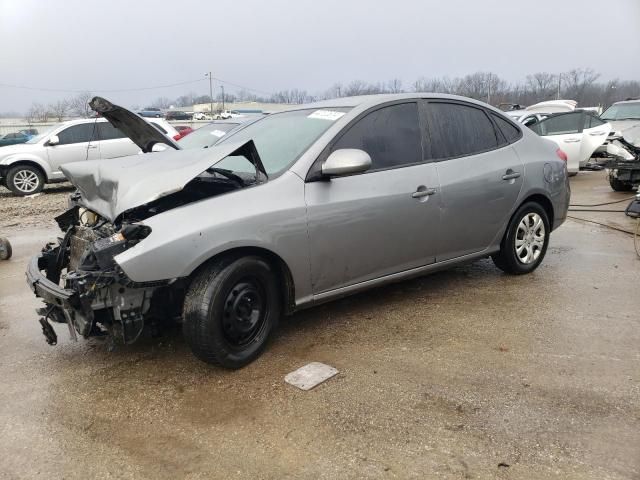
27,94 -> 570,368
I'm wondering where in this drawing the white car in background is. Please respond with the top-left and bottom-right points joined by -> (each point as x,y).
529,110 -> 611,175
0,117 -> 179,195
506,101 -> 610,175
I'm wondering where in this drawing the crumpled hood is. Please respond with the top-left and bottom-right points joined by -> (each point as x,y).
607,119 -> 640,137
61,141 -> 247,222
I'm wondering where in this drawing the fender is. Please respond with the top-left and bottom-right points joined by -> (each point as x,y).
0,153 -> 54,180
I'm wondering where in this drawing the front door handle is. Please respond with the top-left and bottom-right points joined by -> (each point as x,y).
87,145 -> 98,149
411,187 -> 437,198
502,171 -> 521,181
564,138 -> 581,143
589,131 -> 606,136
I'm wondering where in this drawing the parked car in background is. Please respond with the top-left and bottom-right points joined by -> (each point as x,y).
177,120 -> 250,149
192,112 -> 213,120
19,128 -> 39,138
174,125 -> 194,138
28,94 -> 569,368
137,107 -> 164,118
0,132 -> 30,147
600,99 -> 640,133
0,117 -> 178,195
165,110 -> 192,121
528,110 -> 610,175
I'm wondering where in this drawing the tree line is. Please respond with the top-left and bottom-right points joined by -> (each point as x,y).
21,68 -> 640,122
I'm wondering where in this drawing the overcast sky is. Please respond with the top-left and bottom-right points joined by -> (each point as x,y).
1,0 -> 639,112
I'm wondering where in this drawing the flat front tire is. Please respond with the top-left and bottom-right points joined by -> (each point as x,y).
492,202 -> 550,275
182,256 -> 281,368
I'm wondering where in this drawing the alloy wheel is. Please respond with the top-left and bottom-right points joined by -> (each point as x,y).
515,212 -> 545,264
13,169 -> 40,194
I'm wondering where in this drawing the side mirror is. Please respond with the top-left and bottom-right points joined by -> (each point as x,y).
48,135 -> 60,146
321,149 -> 371,177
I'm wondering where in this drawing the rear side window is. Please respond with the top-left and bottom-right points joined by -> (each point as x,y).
57,123 -> 99,145
97,123 -> 127,140
427,102 -> 498,159
530,112 -> 582,136
491,113 -> 521,143
332,102 -> 421,170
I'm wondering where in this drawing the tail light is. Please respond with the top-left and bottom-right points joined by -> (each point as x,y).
556,148 -> 568,162
173,133 -> 182,141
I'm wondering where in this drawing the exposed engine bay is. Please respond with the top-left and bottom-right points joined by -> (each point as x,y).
27,167 -> 260,347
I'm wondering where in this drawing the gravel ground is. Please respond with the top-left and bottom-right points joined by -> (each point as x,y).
0,183 -> 72,230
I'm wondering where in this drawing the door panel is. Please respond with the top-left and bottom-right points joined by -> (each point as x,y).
305,163 -> 441,294
579,124 -> 611,166
435,146 -> 524,260
46,123 -> 100,175
99,138 -> 140,159
530,112 -> 583,173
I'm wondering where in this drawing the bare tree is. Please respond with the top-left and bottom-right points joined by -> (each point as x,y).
344,80 -> 367,96
386,78 -> 403,93
68,91 -> 93,118
562,68 -> 600,104
48,99 -> 69,121
525,72 -> 557,101
151,97 -> 171,109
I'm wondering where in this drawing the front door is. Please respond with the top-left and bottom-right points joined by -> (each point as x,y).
305,102 -> 441,294
46,123 -> 100,176
530,111 -> 585,173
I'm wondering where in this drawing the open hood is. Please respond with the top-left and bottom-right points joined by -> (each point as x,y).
61,140 -> 265,222
89,96 -> 180,152
526,100 -> 577,114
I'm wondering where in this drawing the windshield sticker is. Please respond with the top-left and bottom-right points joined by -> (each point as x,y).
210,130 -> 227,137
307,110 -> 345,121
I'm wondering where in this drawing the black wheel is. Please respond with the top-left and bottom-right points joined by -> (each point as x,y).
182,256 -> 281,368
492,202 -> 550,275
6,165 -> 44,195
0,237 -> 11,260
609,175 -> 634,192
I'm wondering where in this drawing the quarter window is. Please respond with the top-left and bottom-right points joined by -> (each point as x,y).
332,102 -> 421,170
427,102 -> 499,159
584,113 -> 606,129
491,113 -> 522,143
57,123 -> 99,145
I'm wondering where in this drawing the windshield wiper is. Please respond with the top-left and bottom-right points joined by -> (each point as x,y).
206,167 -> 246,186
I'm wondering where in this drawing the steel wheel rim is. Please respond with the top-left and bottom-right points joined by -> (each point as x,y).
13,169 -> 39,193
222,278 -> 267,347
515,212 -> 545,265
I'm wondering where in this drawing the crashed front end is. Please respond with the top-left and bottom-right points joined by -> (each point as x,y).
27,204 -> 180,347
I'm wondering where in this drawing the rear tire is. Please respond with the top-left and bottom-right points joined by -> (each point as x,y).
492,202 -> 550,275
6,165 -> 44,196
609,175 -> 634,192
182,256 -> 281,368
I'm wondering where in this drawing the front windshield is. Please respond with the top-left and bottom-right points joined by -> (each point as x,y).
25,124 -> 61,144
178,123 -> 240,149
601,103 -> 640,121
215,107 -> 351,175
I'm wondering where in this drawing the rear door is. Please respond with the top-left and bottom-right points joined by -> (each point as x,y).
426,101 -> 524,261
529,112 -> 584,173
46,123 -> 100,174
96,122 -> 140,158
305,101 -> 441,294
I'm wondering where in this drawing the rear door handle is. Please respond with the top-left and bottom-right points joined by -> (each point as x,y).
564,138 -> 581,143
502,172 -> 521,180
87,145 -> 98,149
411,188 -> 437,198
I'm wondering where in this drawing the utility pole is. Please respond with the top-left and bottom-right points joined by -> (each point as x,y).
221,85 -> 225,111
205,72 -> 213,114
557,73 -> 561,100
487,73 -> 492,105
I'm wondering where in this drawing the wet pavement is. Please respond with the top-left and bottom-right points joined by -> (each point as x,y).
0,172 -> 638,479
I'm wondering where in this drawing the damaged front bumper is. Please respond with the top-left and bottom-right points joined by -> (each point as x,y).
26,209 -> 180,347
